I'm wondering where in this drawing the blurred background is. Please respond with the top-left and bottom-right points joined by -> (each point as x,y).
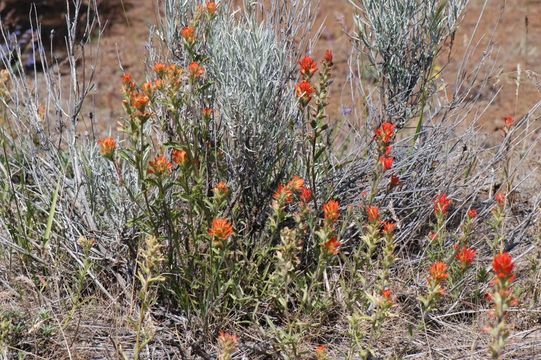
0,0 -> 539,139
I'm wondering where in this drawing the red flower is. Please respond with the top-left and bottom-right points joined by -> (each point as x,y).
390,175 -> 400,187
122,73 -> 133,86
434,193 -> 452,216
467,208 -> 478,219
379,156 -> 394,171
209,218 -> 234,241
97,137 -> 116,158
324,237 -> 342,255
323,200 -> 340,225
202,108 -> 213,119
504,115 -> 514,128
171,149 -> 188,166
382,222 -> 396,235
381,288 -> 393,305
188,62 -> 205,78
148,155 -> 173,175
181,26 -> 196,44
367,206 -> 380,223
429,262 -> 449,283
492,252 -> 514,280
428,231 -> 439,242
495,192 -> 506,207
295,80 -> 315,104
374,122 -> 396,144
300,187 -> 313,203
299,56 -> 318,77
273,184 -> 293,204
456,247 -> 477,267
324,49 -> 333,65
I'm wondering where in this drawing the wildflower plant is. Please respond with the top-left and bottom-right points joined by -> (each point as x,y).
488,252 -> 518,359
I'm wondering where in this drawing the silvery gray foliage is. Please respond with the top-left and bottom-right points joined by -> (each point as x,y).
351,0 -> 468,126
207,15 -> 300,223
159,0 -> 318,225
0,0 -> 133,288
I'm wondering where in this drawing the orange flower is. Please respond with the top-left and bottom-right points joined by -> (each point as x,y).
217,331 -> 239,356
324,237 -> 342,255
315,345 -> 328,360
141,82 -> 153,96
206,1 -> 217,15
324,49 -> 333,65
148,155 -> 173,175
429,262 -> 449,283
367,206 -> 380,223
153,63 -> 167,75
299,56 -> 318,77
456,247 -> 476,267
181,26 -> 196,44
287,176 -> 305,192
495,192 -> 506,207
202,108 -> 213,119
188,62 -> 205,78
154,79 -> 165,89
273,184 -> 294,205
122,73 -> 133,86
171,149 -> 188,166
382,222 -> 396,235
493,252 -> 514,280
390,175 -> 400,187
467,208 -> 478,219
214,181 -> 229,197
295,80 -> 315,104
434,193 -> 452,216
379,156 -> 393,171
97,137 -> 116,158
504,115 -> 514,128
122,73 -> 137,91
374,122 -> 396,144
132,93 -> 150,111
209,218 -> 234,241
323,200 -> 340,225
300,187 -> 313,203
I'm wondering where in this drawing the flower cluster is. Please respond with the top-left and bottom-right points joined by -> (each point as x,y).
97,137 -> 117,160
209,218 -> 233,242
434,193 -> 452,216
420,261 -> 449,312
321,200 -> 342,255
273,176 -> 313,209
374,122 -> 396,175
147,155 -> 173,176
295,51 -> 333,108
